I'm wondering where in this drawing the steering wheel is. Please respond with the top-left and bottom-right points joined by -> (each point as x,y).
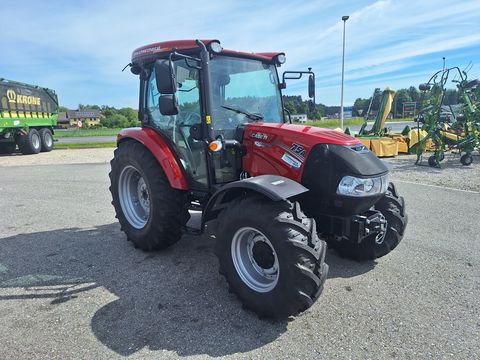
212,108 -> 239,130
178,111 -> 202,127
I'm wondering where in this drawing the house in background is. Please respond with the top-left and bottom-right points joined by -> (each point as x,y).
56,109 -> 101,128
57,112 -> 69,128
67,109 -> 101,127
291,114 -> 308,123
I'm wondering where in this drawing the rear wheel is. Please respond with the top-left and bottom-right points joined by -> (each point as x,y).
39,128 -> 54,152
330,183 -> 408,261
18,129 -> 41,155
109,140 -> 190,251
215,195 -> 328,318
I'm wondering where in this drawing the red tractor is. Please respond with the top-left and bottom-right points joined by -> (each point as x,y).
109,40 -> 407,318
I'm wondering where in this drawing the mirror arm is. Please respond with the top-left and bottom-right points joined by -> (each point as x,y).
284,107 -> 292,124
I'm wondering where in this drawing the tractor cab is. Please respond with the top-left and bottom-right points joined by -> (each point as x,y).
130,40 -> 314,192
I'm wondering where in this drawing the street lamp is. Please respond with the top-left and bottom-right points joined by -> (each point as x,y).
340,15 -> 349,130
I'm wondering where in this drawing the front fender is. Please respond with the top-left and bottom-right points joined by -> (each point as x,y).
117,127 -> 189,190
202,175 -> 308,231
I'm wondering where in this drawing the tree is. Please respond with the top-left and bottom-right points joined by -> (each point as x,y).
394,89 -> 412,116
101,113 -> 129,128
408,86 -> 420,103
118,107 -> 138,123
444,89 -> 458,105
78,104 -> 101,110
353,98 -> 370,117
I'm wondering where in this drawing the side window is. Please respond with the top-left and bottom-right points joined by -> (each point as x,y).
146,61 -> 208,189
146,70 -> 172,133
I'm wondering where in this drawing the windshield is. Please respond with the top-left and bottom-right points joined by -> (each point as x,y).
210,56 -> 283,132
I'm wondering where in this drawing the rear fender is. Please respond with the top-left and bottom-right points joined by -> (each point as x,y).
202,175 -> 308,233
117,127 -> 189,190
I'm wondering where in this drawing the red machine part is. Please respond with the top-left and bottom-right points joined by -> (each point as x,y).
131,39 -> 283,64
242,123 -> 361,183
118,123 -> 361,189
117,127 -> 189,190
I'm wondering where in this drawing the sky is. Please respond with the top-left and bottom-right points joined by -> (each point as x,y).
1,0 -> 480,109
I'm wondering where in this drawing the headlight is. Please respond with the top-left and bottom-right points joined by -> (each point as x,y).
337,174 -> 389,197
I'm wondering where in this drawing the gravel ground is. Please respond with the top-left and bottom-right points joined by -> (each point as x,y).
0,148 -> 114,167
383,153 -> 480,192
0,149 -> 479,359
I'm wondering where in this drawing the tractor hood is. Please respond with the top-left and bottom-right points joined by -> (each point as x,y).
244,122 -> 362,147
242,122 -> 389,216
242,122 -> 387,182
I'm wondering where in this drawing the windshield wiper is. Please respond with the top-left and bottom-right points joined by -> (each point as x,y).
221,105 -> 263,121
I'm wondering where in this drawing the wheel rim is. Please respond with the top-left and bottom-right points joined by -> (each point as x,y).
45,132 -> 53,147
118,165 -> 150,229
32,133 -> 40,150
231,227 -> 279,293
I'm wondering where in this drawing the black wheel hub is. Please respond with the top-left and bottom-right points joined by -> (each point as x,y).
252,241 -> 275,269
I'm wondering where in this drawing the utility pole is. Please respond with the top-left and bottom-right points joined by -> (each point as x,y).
340,15 -> 349,130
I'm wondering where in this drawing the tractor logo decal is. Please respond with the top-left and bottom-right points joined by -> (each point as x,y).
5,89 -> 41,106
290,143 -> 306,159
281,152 -> 302,170
6,89 -> 16,102
274,140 -> 307,162
251,132 -> 268,140
254,141 -> 272,149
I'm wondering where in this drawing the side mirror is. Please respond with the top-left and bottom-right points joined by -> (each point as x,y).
189,124 -> 203,140
308,74 -> 315,99
159,94 -> 179,115
155,59 -> 177,94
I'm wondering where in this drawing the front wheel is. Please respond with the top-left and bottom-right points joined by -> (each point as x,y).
214,195 -> 328,318
330,182 -> 408,261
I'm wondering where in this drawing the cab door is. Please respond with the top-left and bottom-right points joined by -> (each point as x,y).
145,61 -> 209,190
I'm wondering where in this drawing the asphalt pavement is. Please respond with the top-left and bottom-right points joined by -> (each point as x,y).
0,161 -> 478,359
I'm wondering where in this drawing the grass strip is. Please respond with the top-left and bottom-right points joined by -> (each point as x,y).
54,128 -> 122,138
54,142 -> 116,149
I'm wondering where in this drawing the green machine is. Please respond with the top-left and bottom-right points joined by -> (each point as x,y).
0,78 -> 58,154
358,87 -> 396,136
416,67 -> 479,167
346,87 -> 406,157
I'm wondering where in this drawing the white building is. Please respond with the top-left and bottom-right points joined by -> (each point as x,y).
292,114 -> 308,123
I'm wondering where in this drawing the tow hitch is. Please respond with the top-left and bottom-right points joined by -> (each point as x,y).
351,210 -> 387,244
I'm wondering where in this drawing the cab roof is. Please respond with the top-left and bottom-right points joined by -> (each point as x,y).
131,39 -> 284,65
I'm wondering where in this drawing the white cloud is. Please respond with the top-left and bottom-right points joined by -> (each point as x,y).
1,0 -> 479,107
